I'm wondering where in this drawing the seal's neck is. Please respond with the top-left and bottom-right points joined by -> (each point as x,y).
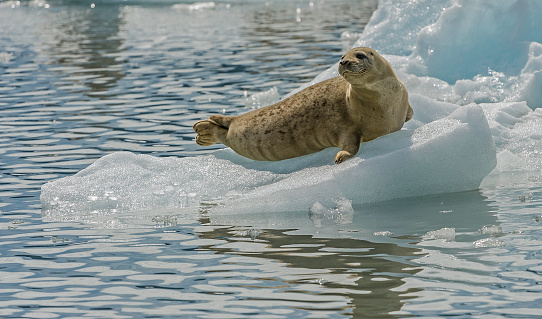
346,82 -> 381,106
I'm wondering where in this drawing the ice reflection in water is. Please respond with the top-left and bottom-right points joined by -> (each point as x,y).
5,189 -> 507,318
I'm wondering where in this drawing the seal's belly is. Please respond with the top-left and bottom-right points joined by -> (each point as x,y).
224,119 -> 337,161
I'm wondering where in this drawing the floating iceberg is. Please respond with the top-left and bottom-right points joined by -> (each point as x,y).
42,0 -> 542,218
41,101 -> 496,217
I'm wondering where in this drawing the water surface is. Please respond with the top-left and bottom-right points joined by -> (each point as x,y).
1,1 -> 542,318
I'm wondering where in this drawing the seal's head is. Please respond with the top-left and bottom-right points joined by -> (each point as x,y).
338,47 -> 393,85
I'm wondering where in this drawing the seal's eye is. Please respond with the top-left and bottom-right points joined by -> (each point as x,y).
355,52 -> 368,60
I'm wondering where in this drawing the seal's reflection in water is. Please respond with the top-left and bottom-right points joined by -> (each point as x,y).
200,190 -> 498,317
197,219 -> 423,317
41,1 -> 125,98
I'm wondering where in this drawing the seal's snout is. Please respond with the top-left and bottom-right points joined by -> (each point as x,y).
340,59 -> 350,66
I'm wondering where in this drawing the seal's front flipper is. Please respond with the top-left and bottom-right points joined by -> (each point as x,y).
335,150 -> 353,164
193,119 -> 228,146
405,103 -> 413,122
335,133 -> 361,164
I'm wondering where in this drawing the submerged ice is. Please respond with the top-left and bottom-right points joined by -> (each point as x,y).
42,0 -> 542,218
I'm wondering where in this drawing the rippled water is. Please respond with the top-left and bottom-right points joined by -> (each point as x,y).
1,0 -> 542,318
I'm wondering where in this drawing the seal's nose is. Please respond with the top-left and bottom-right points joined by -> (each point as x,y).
339,59 -> 350,66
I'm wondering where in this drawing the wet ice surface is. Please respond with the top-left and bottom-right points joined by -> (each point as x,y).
2,0 -> 542,318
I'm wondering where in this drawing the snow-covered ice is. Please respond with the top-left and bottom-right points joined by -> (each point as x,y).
42,0 -> 542,218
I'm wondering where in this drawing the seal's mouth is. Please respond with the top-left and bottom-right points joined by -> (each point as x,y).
339,66 -> 368,75
338,62 -> 369,77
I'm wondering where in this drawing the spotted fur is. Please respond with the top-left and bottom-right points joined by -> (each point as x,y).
193,47 -> 412,164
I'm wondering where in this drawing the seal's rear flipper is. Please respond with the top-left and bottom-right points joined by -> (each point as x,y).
209,115 -> 234,128
193,119 -> 229,146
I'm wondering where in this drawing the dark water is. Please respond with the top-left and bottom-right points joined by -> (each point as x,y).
1,1 -> 542,318
0,0 -> 374,209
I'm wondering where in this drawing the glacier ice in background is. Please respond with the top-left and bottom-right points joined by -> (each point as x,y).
295,0 -> 542,173
42,0 -> 542,219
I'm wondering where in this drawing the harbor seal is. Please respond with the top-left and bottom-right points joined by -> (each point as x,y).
193,47 -> 413,164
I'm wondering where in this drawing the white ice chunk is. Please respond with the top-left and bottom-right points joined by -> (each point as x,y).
309,198 -> 354,227
481,102 -> 542,173
479,225 -> 503,235
355,0 -> 454,56
518,43 -> 542,109
172,2 -> 216,11
424,227 -> 456,242
373,231 -> 394,237
41,102 -> 496,218
309,202 -> 328,215
473,238 -> 506,248
406,0 -> 540,83
243,86 -> 280,109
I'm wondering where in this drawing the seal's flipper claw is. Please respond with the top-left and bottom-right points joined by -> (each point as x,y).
334,150 -> 354,164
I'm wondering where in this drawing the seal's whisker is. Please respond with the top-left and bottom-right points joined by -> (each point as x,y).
363,59 -> 381,75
